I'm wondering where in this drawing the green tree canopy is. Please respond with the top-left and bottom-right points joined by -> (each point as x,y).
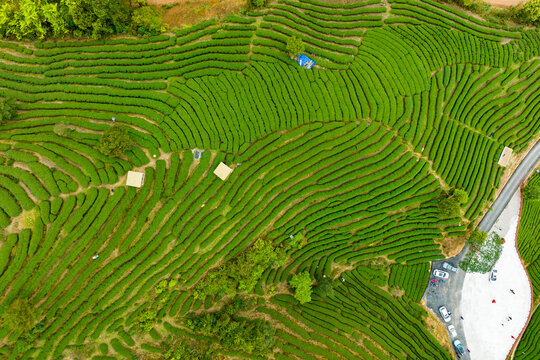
194,238 -> 286,299
315,274 -> 335,298
438,188 -> 468,217
184,297 -> 275,355
286,36 -> 305,58
131,4 -> 165,36
0,96 -> 17,123
468,229 -> 487,250
2,299 -> 36,332
521,0 -> 540,23
0,0 -> 164,40
290,271 -> 313,304
99,125 -> 132,157
460,233 -> 502,273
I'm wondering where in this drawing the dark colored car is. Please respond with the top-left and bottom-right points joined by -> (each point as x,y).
453,339 -> 465,357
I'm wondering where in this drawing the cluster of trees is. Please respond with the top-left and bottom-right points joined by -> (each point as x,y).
0,0 -> 165,40
161,336 -> 213,360
0,96 -> 17,124
183,296 -> 275,355
460,232 -> 502,273
193,239 -> 287,299
438,188 -> 469,217
99,125 -> 132,157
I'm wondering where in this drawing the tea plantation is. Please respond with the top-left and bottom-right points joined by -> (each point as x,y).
0,0 -> 539,359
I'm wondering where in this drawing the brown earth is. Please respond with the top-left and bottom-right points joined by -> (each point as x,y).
148,0 -> 247,29
482,0 -> 524,7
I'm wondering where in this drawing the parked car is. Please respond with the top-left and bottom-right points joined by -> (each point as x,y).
442,262 -> 458,272
453,339 -> 465,357
448,324 -> 457,338
433,269 -> 449,279
439,306 -> 451,322
490,269 -> 498,281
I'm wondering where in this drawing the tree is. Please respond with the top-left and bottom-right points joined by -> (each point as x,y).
2,299 -> 36,332
460,233 -> 502,273
315,274 -> 335,298
286,36 -> 304,58
468,229 -> 487,250
99,125 -> 132,156
131,5 -> 165,36
290,271 -> 312,304
251,0 -> 266,8
453,189 -> 469,204
193,238 -> 286,299
0,96 -> 17,123
438,188 -> 468,217
521,0 -> 540,23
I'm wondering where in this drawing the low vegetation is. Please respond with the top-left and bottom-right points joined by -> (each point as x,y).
0,0 -> 538,358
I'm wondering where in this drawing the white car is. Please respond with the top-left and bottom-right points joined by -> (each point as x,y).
443,262 -> 458,272
433,269 -> 449,279
439,306 -> 451,322
448,324 -> 457,338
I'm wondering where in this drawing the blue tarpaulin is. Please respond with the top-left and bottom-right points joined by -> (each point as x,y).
296,54 -> 315,69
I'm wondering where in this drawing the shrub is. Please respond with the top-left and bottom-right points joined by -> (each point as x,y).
290,272 -> 313,304
0,96 -> 17,123
99,125 -> 132,157
286,36 -> 304,58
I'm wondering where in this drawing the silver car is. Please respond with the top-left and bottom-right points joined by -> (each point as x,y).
433,269 -> 449,279
443,262 -> 458,272
448,325 -> 457,338
439,306 -> 451,322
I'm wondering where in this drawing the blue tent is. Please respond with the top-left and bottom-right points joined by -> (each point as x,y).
296,54 -> 315,69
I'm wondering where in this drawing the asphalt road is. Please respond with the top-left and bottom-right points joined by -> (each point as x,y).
423,141 -> 540,359
478,141 -> 540,232
424,252 -> 470,360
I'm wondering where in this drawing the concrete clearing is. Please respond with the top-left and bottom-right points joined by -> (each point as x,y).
461,191 -> 532,360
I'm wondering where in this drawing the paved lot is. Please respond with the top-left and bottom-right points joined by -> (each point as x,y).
462,191 -> 531,360
423,251 -> 470,360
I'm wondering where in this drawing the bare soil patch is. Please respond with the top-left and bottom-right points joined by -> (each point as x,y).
149,0 -> 246,29
482,0 -> 524,7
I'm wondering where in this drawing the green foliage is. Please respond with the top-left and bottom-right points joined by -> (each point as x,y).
286,36 -> 304,58
131,5 -> 166,36
251,0 -> 266,8
184,297 -> 275,355
0,96 -> 17,123
468,229 -> 488,250
460,233 -> 502,273
161,336 -> 213,360
132,308 -> 157,333
1,298 -> 37,332
194,238 -> 286,299
314,274 -> 335,298
517,172 -> 540,300
523,180 -> 540,200
0,0 -> 67,40
0,0 -> 166,40
289,271 -> 312,304
438,188 -> 468,217
521,0 -> 540,23
99,125 -> 132,157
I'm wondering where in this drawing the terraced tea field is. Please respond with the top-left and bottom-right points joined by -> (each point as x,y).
0,0 -> 539,359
